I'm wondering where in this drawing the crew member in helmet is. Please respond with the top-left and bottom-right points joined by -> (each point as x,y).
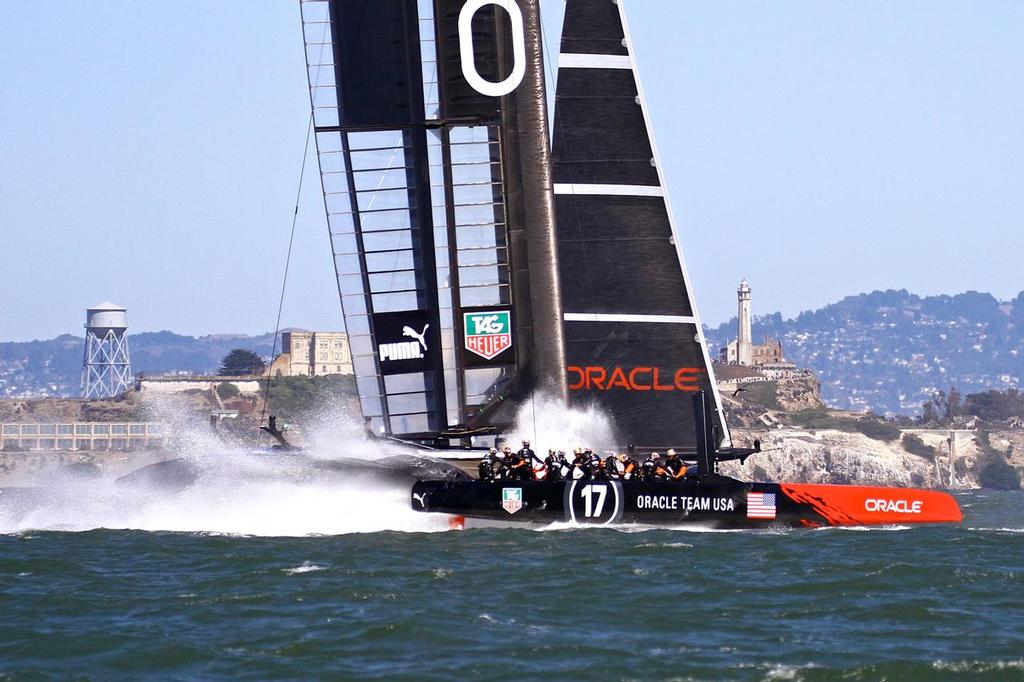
585,448 -> 602,478
500,446 -> 515,479
654,455 -> 672,480
555,450 -> 571,481
643,448 -> 659,481
479,447 -> 500,481
665,449 -> 689,480
619,453 -> 638,480
570,448 -> 587,479
506,446 -> 531,480
602,453 -> 620,480
543,449 -> 561,482
518,440 -> 543,478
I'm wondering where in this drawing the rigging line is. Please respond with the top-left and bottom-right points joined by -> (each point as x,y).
256,9 -> 330,446
257,110 -> 316,444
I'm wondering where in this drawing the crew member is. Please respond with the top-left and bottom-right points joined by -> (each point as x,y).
585,448 -> 602,479
544,449 -> 562,482
640,452 -> 658,480
665,449 -> 689,480
500,446 -> 515,479
554,451 -> 570,481
518,440 -> 544,479
570,448 -> 587,479
602,453 -> 620,480
653,455 -> 672,480
478,447 -> 500,481
619,453 -> 638,480
507,447 -> 531,480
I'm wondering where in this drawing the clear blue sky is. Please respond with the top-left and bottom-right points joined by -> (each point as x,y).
2,1 -> 1021,342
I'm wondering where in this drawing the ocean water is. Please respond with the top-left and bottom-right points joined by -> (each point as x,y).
1,489 -> 1022,680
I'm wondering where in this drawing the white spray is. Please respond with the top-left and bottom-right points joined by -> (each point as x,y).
0,392 -> 617,536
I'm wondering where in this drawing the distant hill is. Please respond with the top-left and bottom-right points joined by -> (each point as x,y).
704,289 -> 1024,415
0,331 -> 277,398
4,289 -> 1022,414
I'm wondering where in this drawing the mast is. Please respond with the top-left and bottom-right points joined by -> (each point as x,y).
502,0 -> 567,402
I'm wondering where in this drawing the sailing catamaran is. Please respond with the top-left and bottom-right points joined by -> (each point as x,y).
298,0 -> 961,527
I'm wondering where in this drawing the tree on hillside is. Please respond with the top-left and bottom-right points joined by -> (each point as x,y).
920,387 -> 963,425
965,388 -> 1024,422
219,349 -> 265,376
1011,291 -> 1024,326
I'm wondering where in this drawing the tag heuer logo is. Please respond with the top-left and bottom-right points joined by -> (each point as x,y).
502,488 -> 523,515
464,310 -> 512,360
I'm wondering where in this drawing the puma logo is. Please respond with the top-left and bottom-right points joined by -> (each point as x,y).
412,492 -> 427,508
402,324 -> 430,351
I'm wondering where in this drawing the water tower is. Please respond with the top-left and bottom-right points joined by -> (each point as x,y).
80,301 -> 133,399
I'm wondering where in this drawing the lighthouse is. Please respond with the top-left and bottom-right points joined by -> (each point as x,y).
737,280 -> 753,366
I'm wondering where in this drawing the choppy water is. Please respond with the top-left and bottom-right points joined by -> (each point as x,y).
1,490 -> 1022,680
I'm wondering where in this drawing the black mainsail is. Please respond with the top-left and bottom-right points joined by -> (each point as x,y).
300,0 -> 564,440
551,0 -> 730,449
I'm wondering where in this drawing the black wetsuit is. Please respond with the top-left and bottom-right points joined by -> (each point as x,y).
478,457 -> 495,481
665,457 -> 687,480
519,448 -> 543,476
603,456 -> 620,480
641,456 -> 661,481
507,452 -> 531,480
569,454 -> 585,479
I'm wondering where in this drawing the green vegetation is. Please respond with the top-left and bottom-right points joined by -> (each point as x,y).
219,349 -> 265,376
855,418 -> 902,442
216,382 -> 241,400
919,386 -> 1024,426
973,429 -> 1021,490
265,375 -> 357,421
902,433 -> 937,460
789,409 -> 901,442
789,408 -> 842,430
738,381 -> 781,410
964,389 -> 1024,423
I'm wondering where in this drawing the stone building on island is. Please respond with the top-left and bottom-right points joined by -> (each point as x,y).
269,331 -> 353,377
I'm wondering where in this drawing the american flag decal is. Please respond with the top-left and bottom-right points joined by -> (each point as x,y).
747,491 -> 777,520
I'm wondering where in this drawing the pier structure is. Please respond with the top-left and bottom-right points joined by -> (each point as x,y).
81,302 -> 133,399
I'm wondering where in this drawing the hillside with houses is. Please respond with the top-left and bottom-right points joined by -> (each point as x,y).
705,289 -> 1023,415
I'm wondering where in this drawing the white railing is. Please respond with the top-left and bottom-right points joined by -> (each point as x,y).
0,423 -> 166,452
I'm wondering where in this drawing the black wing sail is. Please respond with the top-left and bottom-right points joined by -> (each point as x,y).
552,0 -> 731,449
300,0 -> 564,441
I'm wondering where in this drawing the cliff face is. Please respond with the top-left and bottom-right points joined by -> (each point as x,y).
0,394 -> 142,423
718,372 -> 825,429
775,375 -> 825,412
718,427 -> 1024,490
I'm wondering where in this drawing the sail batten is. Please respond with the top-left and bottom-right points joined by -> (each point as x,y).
553,184 -> 662,197
558,53 -> 632,69
563,313 -> 697,324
